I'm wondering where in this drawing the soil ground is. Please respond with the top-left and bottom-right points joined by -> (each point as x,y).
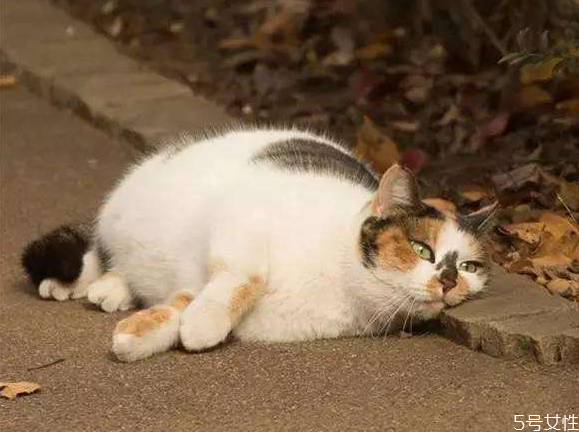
1,86 -> 578,432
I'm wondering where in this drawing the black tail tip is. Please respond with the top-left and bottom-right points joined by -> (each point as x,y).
21,224 -> 90,287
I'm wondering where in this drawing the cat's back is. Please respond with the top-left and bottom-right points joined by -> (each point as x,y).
99,127 -> 378,241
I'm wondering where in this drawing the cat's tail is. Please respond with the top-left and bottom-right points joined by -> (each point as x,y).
21,223 -> 103,300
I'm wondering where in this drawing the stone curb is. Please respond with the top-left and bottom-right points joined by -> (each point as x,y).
441,266 -> 579,364
0,0 -> 233,152
1,1 -> 578,364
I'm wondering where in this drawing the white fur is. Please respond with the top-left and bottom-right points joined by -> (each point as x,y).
93,127 -> 487,354
87,272 -> 134,313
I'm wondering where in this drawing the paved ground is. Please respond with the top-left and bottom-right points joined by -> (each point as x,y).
1,86 -> 579,431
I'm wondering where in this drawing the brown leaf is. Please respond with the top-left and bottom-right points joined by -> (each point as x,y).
520,59 -> 562,84
491,163 -> 541,193
390,120 -> 419,132
401,148 -> 427,174
219,36 -> 257,50
0,75 -> 17,88
404,87 -> 428,104
459,186 -> 489,203
516,85 -> 552,109
539,211 -> 579,239
0,382 -> 41,400
501,222 -> 545,245
558,180 -> 579,212
556,99 -> 579,116
470,111 -> 510,151
436,104 -> 460,126
423,198 -> 457,214
546,278 -> 574,297
355,43 -> 391,60
355,116 -> 400,174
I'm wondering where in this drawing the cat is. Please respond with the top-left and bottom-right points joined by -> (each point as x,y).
22,127 -> 496,362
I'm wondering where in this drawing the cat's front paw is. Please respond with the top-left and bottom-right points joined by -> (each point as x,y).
87,272 -> 134,313
38,279 -> 73,301
180,301 -> 232,351
112,306 -> 181,362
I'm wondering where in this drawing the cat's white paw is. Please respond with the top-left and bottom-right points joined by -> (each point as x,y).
180,301 -> 232,351
112,306 -> 180,362
87,273 -> 134,313
39,279 -> 71,301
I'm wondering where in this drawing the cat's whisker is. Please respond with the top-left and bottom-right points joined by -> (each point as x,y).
364,294 -> 406,337
401,298 -> 417,335
381,295 -> 410,337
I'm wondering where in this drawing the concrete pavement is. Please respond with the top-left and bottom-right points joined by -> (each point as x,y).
1,86 -> 578,431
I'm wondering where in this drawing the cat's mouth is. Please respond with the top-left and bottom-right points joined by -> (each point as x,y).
413,299 -> 446,320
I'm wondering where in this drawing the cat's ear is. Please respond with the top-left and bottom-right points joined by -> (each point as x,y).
372,164 -> 422,215
461,201 -> 500,234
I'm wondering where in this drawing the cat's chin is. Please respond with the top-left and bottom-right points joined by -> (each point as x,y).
413,300 -> 445,320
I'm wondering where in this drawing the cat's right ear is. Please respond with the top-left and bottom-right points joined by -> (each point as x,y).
372,164 -> 422,215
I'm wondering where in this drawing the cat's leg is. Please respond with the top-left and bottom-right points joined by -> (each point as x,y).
180,272 -> 266,352
87,270 -> 135,313
112,291 -> 194,362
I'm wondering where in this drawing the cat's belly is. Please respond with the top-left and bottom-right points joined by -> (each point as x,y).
95,154 -> 213,305
232,282 -> 359,343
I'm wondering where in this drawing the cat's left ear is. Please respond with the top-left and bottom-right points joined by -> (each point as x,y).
372,164 -> 422,215
461,201 -> 500,234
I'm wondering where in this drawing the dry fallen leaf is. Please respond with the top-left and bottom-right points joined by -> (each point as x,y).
436,104 -> 460,126
546,278 -> 574,297
501,222 -> 545,244
355,116 -> 400,174
520,58 -> 562,84
470,111 -> 510,151
460,186 -> 489,203
401,148 -> 427,174
558,181 -> 579,212
556,99 -> 579,116
492,163 -> 541,193
516,85 -> 552,109
0,75 -> 17,88
539,211 -> 579,239
423,198 -> 457,214
0,382 -> 41,400
355,42 -> 390,60
390,120 -> 420,132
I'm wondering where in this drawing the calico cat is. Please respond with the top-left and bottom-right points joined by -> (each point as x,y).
22,127 -> 496,362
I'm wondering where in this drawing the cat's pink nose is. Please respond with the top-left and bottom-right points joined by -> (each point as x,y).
440,277 -> 456,293
439,268 -> 457,293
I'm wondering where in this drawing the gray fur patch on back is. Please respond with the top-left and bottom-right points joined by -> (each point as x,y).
251,138 -> 379,191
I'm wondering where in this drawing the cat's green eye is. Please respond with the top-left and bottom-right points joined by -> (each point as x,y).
459,261 -> 481,273
410,241 -> 434,263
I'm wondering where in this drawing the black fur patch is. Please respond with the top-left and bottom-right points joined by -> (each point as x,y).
21,224 -> 91,287
251,138 -> 379,191
359,216 -> 392,268
435,251 -> 458,271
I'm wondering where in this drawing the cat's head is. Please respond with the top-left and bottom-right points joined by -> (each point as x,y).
357,164 -> 497,325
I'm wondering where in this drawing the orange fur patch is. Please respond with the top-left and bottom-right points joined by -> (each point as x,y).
426,276 -> 443,300
452,275 -> 470,296
411,218 -> 445,249
229,275 -> 265,319
171,291 -> 194,311
114,306 -> 172,337
375,227 -> 418,271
